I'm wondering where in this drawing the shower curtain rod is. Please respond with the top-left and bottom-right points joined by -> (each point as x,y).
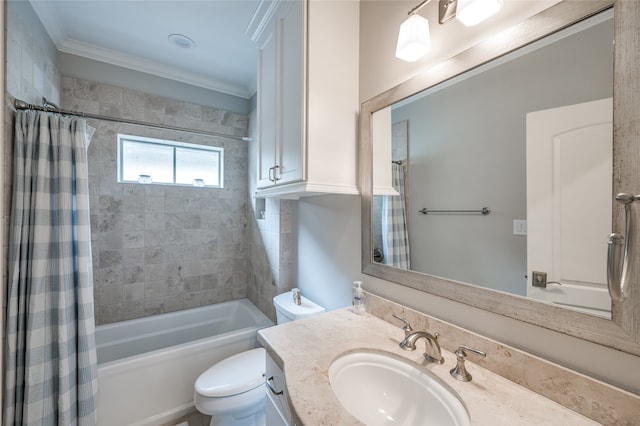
13,98 -> 252,142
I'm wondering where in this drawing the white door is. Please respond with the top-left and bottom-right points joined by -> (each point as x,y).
526,98 -> 612,317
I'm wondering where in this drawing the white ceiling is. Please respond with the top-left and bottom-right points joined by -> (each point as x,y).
29,0 -> 261,99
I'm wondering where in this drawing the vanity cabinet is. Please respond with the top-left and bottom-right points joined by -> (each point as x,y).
265,351 -> 293,425
248,0 -> 359,199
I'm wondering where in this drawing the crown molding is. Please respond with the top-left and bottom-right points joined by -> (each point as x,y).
59,39 -> 253,99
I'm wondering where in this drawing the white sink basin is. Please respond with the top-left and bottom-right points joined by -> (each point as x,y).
328,351 -> 470,426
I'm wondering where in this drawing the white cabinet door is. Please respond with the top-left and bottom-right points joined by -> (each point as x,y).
257,21 -> 278,188
265,352 -> 292,425
277,0 -> 304,185
256,0 -> 304,189
526,98 -> 612,317
265,392 -> 289,426
250,0 -> 358,198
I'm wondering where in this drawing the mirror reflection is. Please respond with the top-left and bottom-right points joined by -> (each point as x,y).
372,10 -> 614,318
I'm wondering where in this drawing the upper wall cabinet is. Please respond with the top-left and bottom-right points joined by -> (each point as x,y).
247,0 -> 359,199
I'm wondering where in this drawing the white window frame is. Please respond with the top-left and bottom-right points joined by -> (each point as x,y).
117,134 -> 224,188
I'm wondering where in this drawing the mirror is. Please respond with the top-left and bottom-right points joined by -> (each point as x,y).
372,10 -> 614,317
361,0 -> 640,355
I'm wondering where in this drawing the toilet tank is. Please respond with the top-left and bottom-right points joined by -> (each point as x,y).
273,291 -> 325,324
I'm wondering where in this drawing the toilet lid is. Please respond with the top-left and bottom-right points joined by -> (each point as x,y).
195,347 -> 266,397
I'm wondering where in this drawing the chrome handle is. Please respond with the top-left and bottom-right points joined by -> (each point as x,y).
273,165 -> 280,181
268,166 -> 275,182
607,193 -> 639,302
455,345 -> 486,359
266,376 -> 283,396
391,314 -> 413,337
608,233 -> 624,301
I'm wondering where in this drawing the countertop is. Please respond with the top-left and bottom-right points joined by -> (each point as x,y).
258,308 -> 600,425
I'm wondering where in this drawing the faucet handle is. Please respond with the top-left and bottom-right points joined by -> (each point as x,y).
455,345 -> 486,358
391,314 -> 413,337
450,345 -> 486,382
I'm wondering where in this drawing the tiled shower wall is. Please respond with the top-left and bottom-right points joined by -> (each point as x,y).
5,3 -> 61,106
62,77 -> 251,324
247,197 -> 296,321
4,2 -> 62,316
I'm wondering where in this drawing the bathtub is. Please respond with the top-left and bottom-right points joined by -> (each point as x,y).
96,298 -> 274,426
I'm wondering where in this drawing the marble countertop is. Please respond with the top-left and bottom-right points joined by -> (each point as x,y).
258,308 -> 600,425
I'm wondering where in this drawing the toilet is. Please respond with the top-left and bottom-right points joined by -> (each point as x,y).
194,291 -> 325,426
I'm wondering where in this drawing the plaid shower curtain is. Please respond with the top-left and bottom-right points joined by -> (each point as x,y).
4,110 -> 98,425
382,163 -> 411,269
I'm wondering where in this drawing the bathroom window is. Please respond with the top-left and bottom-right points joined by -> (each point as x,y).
117,134 -> 224,187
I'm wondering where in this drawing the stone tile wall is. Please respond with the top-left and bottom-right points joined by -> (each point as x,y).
5,3 -> 61,106
4,2 -> 61,317
62,76 -> 251,324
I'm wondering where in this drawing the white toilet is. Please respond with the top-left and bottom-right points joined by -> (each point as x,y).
194,291 -> 325,426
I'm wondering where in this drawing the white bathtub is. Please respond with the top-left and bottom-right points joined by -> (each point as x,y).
96,299 -> 274,426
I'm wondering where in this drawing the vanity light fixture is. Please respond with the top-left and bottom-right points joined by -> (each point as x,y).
396,0 -> 503,62
395,0 -> 433,62
456,0 -> 503,27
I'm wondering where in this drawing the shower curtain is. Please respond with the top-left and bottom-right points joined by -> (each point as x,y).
382,163 -> 411,269
4,110 -> 98,425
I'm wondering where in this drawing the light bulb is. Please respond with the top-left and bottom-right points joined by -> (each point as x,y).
456,0 -> 503,27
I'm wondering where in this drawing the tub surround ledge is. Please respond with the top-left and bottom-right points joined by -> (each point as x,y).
258,295 -> 638,425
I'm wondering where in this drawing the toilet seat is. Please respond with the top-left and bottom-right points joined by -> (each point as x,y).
195,347 -> 266,397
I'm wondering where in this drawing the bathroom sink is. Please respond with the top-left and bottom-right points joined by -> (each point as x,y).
328,351 -> 470,426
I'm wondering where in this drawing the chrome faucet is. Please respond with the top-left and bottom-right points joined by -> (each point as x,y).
399,331 -> 444,364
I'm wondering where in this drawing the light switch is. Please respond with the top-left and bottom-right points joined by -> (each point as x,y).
513,220 -> 527,235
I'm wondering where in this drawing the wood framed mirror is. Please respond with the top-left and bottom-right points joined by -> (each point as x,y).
360,0 -> 640,355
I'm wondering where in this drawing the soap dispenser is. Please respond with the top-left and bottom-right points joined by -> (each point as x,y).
352,281 -> 365,315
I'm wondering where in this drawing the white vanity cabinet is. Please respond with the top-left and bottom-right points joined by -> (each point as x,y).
248,0 -> 359,199
264,351 -> 293,425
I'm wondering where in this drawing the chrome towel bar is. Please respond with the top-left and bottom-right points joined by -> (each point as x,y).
418,207 -> 490,216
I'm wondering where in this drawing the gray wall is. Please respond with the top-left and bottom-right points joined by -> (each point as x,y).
392,18 -> 614,295
297,195 -> 360,311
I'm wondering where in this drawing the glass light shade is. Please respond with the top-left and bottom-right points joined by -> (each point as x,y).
395,14 -> 431,62
456,0 -> 503,27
